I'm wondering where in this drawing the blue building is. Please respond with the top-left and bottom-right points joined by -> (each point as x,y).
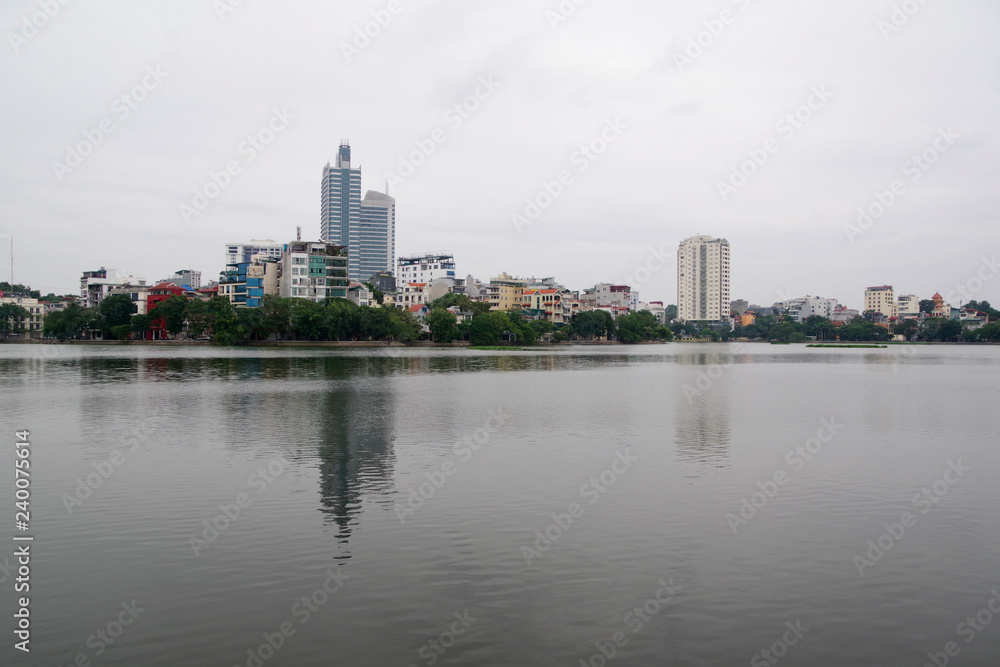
219,258 -> 279,308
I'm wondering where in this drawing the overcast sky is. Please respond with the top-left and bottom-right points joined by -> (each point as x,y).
2,0 -> 998,309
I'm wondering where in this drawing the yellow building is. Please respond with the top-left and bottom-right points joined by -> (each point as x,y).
488,273 -> 527,311
521,288 -> 564,322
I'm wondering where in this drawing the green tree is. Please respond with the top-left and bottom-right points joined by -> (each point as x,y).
804,316 -> 834,341
430,293 -> 491,316
0,303 -> 30,337
971,322 -> 1000,341
110,324 -> 132,341
363,282 -> 385,305
261,295 -> 293,340
359,306 -> 395,340
572,310 -> 614,340
322,298 -> 360,340
468,313 -> 503,346
387,307 -> 422,342
426,308 -> 458,343
97,294 -> 137,336
892,319 -> 918,340
150,295 -> 188,337
43,303 -> 97,340
290,300 -> 326,341
528,319 -> 554,338
919,299 -> 936,314
665,304 -> 678,321
131,313 -> 152,339
0,282 -> 39,299
616,311 -> 661,343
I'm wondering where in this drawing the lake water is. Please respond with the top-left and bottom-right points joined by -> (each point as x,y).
2,343 -> 1000,666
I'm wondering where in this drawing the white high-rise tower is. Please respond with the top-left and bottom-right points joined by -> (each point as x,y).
677,235 -> 731,322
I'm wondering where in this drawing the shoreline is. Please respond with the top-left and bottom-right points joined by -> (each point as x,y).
2,339 -> 994,348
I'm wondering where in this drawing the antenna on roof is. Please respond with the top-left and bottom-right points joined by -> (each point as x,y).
296,226 -> 302,241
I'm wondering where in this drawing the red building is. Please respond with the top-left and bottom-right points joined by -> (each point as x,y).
145,282 -> 188,339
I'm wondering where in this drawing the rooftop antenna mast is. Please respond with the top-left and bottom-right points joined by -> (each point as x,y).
296,226 -> 302,241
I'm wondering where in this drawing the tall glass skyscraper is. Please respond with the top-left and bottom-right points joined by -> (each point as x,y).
321,143 -> 395,282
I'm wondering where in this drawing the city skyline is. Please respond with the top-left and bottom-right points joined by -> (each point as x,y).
2,1 -> 998,309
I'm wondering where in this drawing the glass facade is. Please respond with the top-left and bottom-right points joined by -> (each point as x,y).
321,143 -> 394,282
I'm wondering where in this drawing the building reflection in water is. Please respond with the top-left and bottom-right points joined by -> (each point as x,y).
205,356 -> 399,561
314,376 -> 397,557
674,351 -> 735,471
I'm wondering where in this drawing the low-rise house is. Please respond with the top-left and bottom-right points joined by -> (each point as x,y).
397,282 -> 428,308
0,296 -> 43,339
347,282 -> 372,307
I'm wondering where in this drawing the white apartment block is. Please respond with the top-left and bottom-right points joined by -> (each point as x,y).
226,240 -> 285,267
864,285 -> 897,318
580,283 -> 632,309
80,268 -> 147,309
785,296 -> 840,323
677,236 -> 731,322
637,301 -> 667,324
108,285 -> 151,315
278,242 -> 349,302
397,253 -> 456,284
897,294 -> 920,318
0,296 -> 44,338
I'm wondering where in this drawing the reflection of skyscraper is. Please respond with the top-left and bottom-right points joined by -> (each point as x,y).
675,352 -> 732,470
210,357 -> 398,560
315,374 -> 397,554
